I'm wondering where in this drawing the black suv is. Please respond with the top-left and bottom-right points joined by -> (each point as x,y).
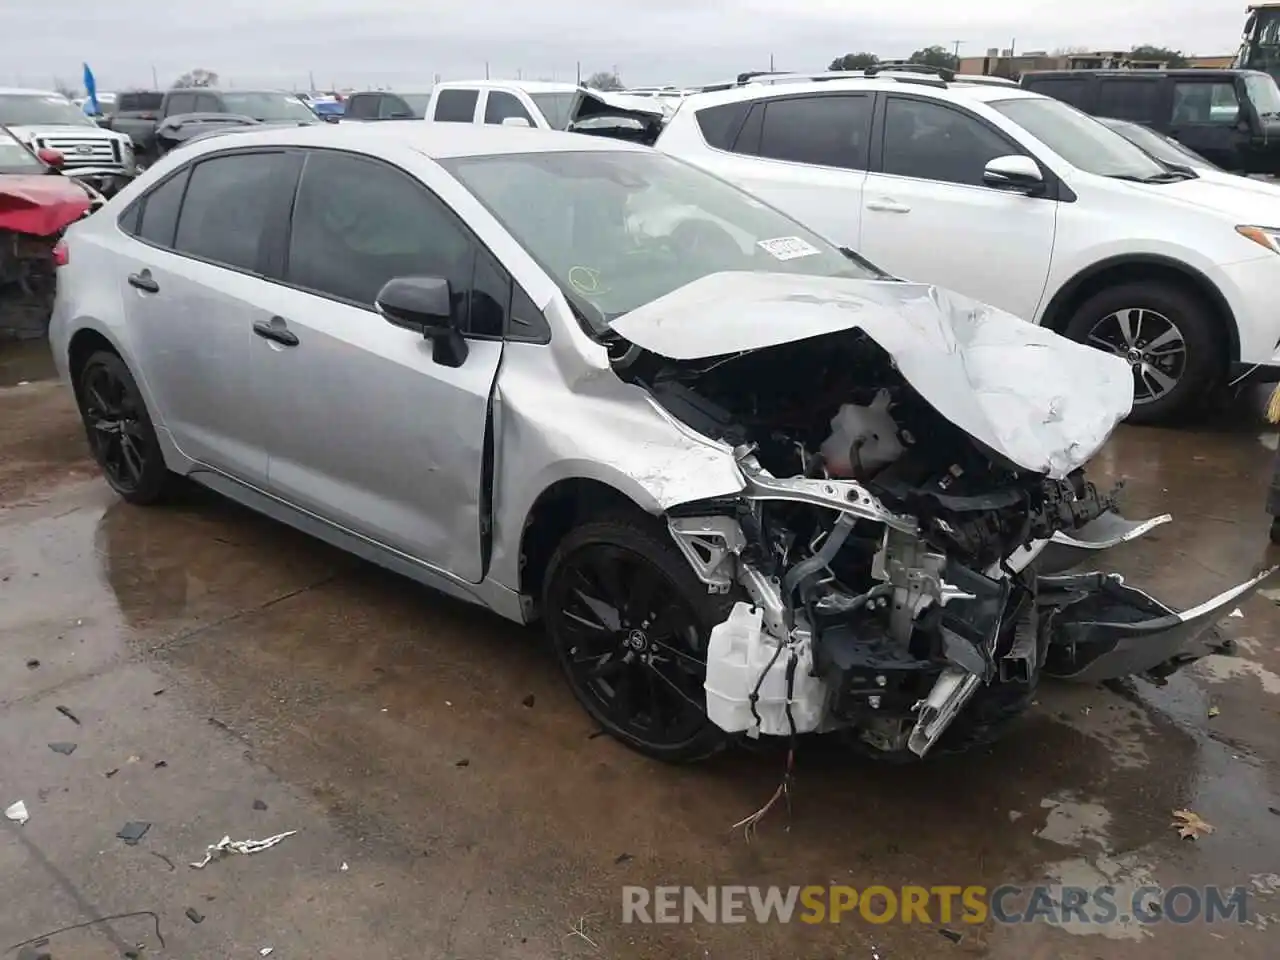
1020,68 -> 1280,174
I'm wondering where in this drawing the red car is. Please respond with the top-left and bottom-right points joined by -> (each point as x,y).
1,126 -> 97,336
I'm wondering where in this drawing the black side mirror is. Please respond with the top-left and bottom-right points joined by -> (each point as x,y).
375,276 -> 468,367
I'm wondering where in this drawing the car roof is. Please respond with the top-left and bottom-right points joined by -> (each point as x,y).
677,77 -> 1041,111
175,120 -> 649,160
435,79 -> 580,94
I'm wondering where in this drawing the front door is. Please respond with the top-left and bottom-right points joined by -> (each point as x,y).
858,94 -> 1057,323
250,149 -> 505,582
1166,77 -> 1249,171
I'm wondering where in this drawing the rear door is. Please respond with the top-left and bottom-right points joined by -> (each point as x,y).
1167,76 -> 1249,169
858,94 -> 1056,322
699,92 -> 874,249
116,150 -> 298,484
248,148 -> 505,580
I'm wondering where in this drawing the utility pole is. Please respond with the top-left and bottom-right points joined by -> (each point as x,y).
952,40 -> 963,62
769,52 -> 775,71
576,60 -> 581,84
485,61 -> 490,79
517,68 -> 522,80
151,64 -> 159,88
309,70 -> 315,91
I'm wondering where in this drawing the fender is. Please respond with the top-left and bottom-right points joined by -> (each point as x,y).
1038,252 -> 1239,363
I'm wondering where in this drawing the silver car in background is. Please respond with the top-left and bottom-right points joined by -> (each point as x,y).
49,123 -> 1271,763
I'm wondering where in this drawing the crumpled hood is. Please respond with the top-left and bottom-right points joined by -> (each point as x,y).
0,173 -> 93,236
610,272 -> 1134,479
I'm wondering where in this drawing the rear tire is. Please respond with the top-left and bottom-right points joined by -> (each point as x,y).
542,514 -> 736,763
1062,281 -> 1219,425
75,350 -> 175,505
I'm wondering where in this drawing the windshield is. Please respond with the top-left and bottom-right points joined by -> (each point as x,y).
221,92 -> 317,123
0,94 -> 96,127
441,150 -> 881,327
991,96 -> 1168,179
529,92 -> 577,129
1246,73 -> 1280,117
1097,118 -> 1220,171
399,94 -> 433,117
0,128 -> 42,172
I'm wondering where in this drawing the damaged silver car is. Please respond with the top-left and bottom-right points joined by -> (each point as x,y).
50,123 -> 1274,763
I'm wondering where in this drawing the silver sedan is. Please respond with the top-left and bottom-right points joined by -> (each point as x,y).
49,122 -> 1271,763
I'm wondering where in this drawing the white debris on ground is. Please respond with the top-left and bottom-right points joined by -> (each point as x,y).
189,830 -> 298,869
4,800 -> 29,825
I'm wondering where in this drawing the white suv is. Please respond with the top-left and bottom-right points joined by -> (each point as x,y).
646,75 -> 1280,422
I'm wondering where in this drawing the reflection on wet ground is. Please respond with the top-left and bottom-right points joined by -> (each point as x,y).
0,338 -> 57,387
2,377 -> 1279,958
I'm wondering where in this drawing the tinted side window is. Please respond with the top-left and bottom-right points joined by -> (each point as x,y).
166,92 -> 196,115
285,151 -> 485,333
434,89 -> 479,122
882,97 -> 1016,186
483,91 -> 534,125
757,95 -> 872,170
1173,81 -> 1241,124
136,168 -> 189,248
379,95 -> 415,119
347,94 -> 379,119
173,153 -> 284,270
695,101 -> 751,149
194,93 -> 221,113
1097,79 -> 1162,121
1023,77 -> 1089,108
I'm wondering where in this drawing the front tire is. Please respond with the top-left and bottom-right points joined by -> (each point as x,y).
542,515 -> 735,763
1062,281 -> 1219,425
76,350 -> 175,505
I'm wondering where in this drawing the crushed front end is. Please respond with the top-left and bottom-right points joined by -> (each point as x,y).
612,272 -> 1276,759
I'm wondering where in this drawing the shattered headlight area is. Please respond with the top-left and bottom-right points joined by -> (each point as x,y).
639,328 -> 1274,760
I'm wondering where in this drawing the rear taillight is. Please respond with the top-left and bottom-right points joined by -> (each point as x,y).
52,240 -> 69,267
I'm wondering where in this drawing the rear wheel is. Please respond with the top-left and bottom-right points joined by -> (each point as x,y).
1063,281 -> 1219,425
76,350 -> 175,505
542,515 -> 735,763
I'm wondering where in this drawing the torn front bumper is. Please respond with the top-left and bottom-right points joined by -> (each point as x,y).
1040,567 -> 1277,683
1039,512 -> 1173,575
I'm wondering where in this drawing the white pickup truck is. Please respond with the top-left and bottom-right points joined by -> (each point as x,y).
425,80 -> 673,140
0,88 -> 136,195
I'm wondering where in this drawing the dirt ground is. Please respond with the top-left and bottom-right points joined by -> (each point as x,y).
2,339 -> 1279,959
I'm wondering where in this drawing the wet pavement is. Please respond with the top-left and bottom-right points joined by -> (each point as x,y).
2,341 -> 1279,959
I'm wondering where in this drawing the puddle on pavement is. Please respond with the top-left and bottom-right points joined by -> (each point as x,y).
0,339 -> 56,387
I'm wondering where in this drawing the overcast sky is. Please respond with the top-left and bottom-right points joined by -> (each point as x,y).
1,0 -> 1254,92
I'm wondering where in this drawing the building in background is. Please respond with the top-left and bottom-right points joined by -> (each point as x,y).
958,48 -> 1233,79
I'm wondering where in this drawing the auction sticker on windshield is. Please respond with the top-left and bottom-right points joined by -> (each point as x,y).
757,236 -> 820,261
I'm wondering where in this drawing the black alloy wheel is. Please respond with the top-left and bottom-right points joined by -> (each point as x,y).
77,351 -> 173,504
543,517 -> 734,762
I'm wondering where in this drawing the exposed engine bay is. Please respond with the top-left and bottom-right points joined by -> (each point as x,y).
611,319 -> 1273,758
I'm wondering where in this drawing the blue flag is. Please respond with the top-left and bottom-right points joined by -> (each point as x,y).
83,62 -> 100,115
